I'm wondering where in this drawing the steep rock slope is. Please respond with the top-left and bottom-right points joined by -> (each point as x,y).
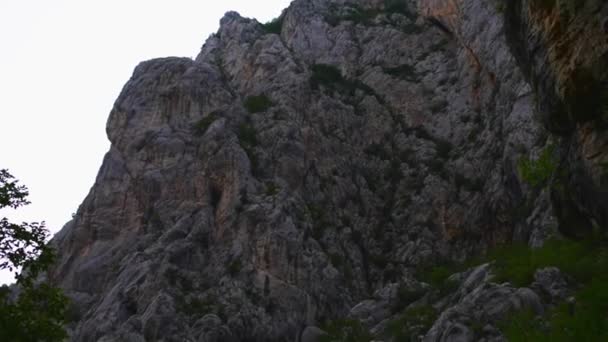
504,0 -> 608,238
46,0 -> 606,340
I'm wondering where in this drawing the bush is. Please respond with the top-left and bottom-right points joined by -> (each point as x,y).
238,122 -> 259,171
530,0 -> 556,11
175,296 -> 214,316
342,7 -> 377,25
238,123 -> 258,148
265,182 -> 279,196
228,259 -> 242,276
413,235 -> 608,341
325,5 -> 377,26
261,17 -> 283,34
329,252 -> 344,268
420,265 -> 454,287
0,170 -> 69,341
364,143 -> 391,160
500,242 -> 608,341
325,1 -> 415,27
383,64 -> 418,82
384,0 -> 413,16
489,237 -> 607,286
307,203 -> 330,240
310,64 -> 378,98
426,159 -> 447,179
193,113 -> 219,136
319,319 -> 373,342
518,144 -> 557,188
386,305 -> 438,341
393,284 -> 426,312
310,64 -> 345,88
244,94 -> 272,113
435,140 -> 452,159
494,1 -> 507,13
384,159 -> 402,183
454,173 -> 484,192
418,264 -> 461,296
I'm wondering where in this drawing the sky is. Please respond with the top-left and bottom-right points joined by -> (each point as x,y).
0,0 -> 293,285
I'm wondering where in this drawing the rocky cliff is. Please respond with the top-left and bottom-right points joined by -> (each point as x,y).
48,0 -> 608,341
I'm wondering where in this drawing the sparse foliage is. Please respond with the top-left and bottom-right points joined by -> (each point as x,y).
193,112 -> 219,136
319,319 -> 373,342
387,305 -> 438,341
0,169 -> 68,341
244,94 -> 273,113
498,236 -> 608,341
261,17 -> 284,34
518,144 -> 557,187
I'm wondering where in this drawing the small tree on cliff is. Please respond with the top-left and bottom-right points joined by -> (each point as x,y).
0,169 -> 68,341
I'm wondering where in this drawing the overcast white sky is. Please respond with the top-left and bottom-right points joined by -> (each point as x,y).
0,0 -> 292,284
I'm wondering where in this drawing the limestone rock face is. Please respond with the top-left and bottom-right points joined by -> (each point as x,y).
47,0 -> 603,341
504,0 -> 608,238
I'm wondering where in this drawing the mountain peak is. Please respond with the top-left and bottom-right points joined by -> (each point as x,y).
49,0 -> 608,340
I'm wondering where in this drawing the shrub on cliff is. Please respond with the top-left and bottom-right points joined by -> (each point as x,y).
518,144 -> 557,188
261,17 -> 283,34
499,236 -> 608,341
244,94 -> 273,113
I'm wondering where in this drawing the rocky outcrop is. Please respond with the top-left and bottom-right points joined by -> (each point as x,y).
46,0 -> 605,341
504,0 -> 608,238
335,263 -> 572,341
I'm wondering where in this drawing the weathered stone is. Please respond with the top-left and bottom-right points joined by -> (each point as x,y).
300,326 -> 327,342
43,0 -> 603,341
531,267 -> 570,302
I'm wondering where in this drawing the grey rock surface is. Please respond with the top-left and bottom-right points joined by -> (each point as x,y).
300,326 -> 327,342
422,264 -> 543,342
46,0 -> 604,341
504,0 -> 608,238
530,267 -> 570,303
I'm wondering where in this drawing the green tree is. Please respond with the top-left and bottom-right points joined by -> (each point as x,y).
0,169 -> 68,341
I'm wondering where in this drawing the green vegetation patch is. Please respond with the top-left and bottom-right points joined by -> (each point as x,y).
193,112 -> 219,136
364,142 -> 391,160
175,296 -> 214,316
418,264 -> 461,296
454,235 -> 608,340
228,259 -> 242,276
244,94 -> 273,113
454,172 -> 484,192
435,139 -> 452,159
307,203 -> 331,240
530,0 -> 557,11
420,236 -> 606,290
490,237 -> 607,286
600,161 -> 608,186
343,7 -> 377,25
261,17 -> 283,34
325,1 -> 416,27
310,64 -> 378,98
384,0 -> 415,17
392,283 -> 427,313
265,182 -> 279,196
499,237 -> 608,340
238,122 -> 259,171
386,305 -> 438,341
414,235 -> 608,340
518,144 -> 557,188
319,319 -> 374,342
0,169 -> 69,341
310,64 -> 345,87
238,122 -> 258,148
325,5 -> 378,27
383,64 -> 418,82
